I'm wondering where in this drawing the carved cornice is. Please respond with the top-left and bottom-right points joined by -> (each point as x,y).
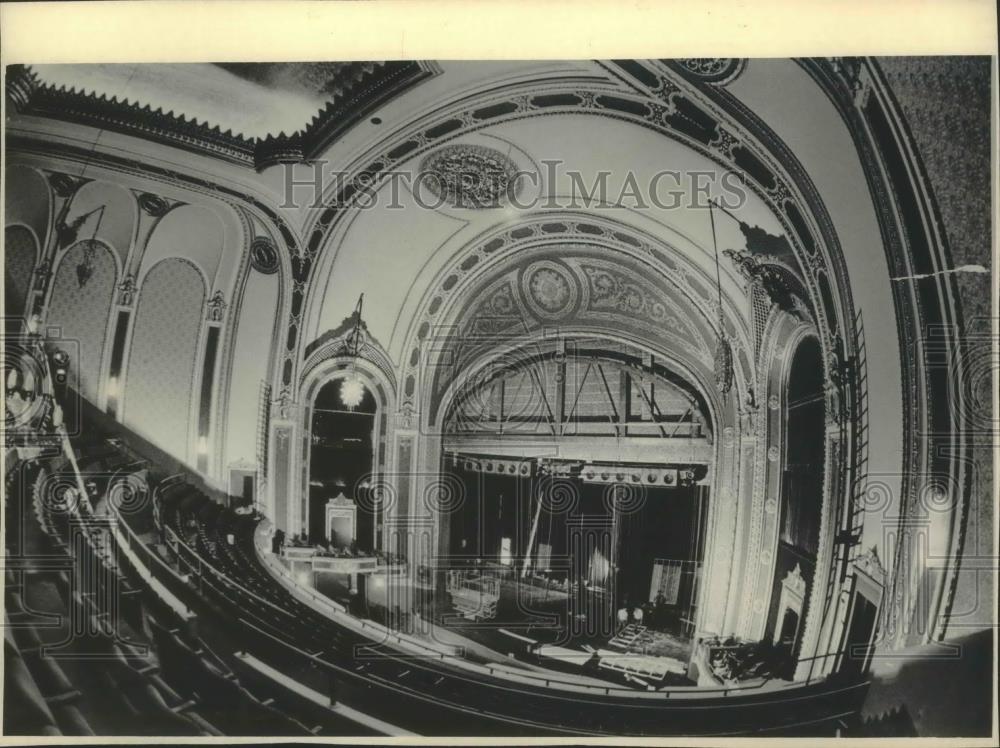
6,63 -> 435,171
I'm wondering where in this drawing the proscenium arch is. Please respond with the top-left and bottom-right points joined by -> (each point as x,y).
400,217 -> 757,638
425,321 -> 738,637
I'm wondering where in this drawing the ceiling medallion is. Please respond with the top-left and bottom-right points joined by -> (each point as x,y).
676,58 -> 747,85
521,261 -> 578,320
249,236 -> 280,274
419,144 -> 522,209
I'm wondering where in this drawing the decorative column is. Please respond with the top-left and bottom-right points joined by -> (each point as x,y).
793,344 -> 850,682
269,387 -> 298,534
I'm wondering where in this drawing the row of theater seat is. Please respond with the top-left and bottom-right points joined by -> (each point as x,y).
70,435 -> 365,736
50,424 -> 870,737
147,477 -> 615,735
4,445 -> 324,736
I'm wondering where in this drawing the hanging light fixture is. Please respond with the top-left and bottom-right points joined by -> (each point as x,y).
339,377 -> 366,410
55,204 -> 106,287
710,199 -> 734,396
339,293 -> 367,410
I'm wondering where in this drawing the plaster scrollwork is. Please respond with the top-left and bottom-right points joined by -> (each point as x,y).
117,274 -> 136,307
419,143 -> 523,209
396,401 -> 417,431
854,545 -> 887,587
273,386 -> 294,421
206,290 -> 227,322
784,563 -> 807,598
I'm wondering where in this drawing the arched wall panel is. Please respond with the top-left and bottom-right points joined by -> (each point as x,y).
47,241 -> 117,402
4,166 -> 50,250
4,225 -> 37,318
225,268 -> 279,467
124,258 -> 205,464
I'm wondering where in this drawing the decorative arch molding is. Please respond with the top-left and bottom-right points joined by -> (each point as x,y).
297,65 -> 856,352
301,316 -> 397,400
62,179 -> 138,270
797,58 -> 971,647
434,329 -> 723,445
395,213 -> 756,425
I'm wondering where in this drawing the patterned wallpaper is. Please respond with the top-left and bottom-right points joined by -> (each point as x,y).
877,57 -> 992,318
4,226 -> 37,317
124,258 -> 205,464
47,241 -> 116,402
878,56 -> 993,633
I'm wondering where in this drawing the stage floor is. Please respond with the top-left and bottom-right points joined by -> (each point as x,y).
311,569 -> 696,687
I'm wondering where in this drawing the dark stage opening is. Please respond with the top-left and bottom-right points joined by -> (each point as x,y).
307,377 -> 377,551
440,458 -> 708,677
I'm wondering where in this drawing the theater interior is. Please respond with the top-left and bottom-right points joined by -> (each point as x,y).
3,56 -> 994,738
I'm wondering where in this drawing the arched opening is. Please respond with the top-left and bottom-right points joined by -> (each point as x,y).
307,375 -> 378,551
766,336 -> 826,668
435,339 -> 712,681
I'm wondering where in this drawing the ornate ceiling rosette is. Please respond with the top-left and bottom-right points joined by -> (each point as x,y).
418,143 -> 523,209
520,260 -> 580,320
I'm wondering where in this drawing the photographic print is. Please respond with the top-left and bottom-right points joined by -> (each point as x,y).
2,2 -> 996,743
